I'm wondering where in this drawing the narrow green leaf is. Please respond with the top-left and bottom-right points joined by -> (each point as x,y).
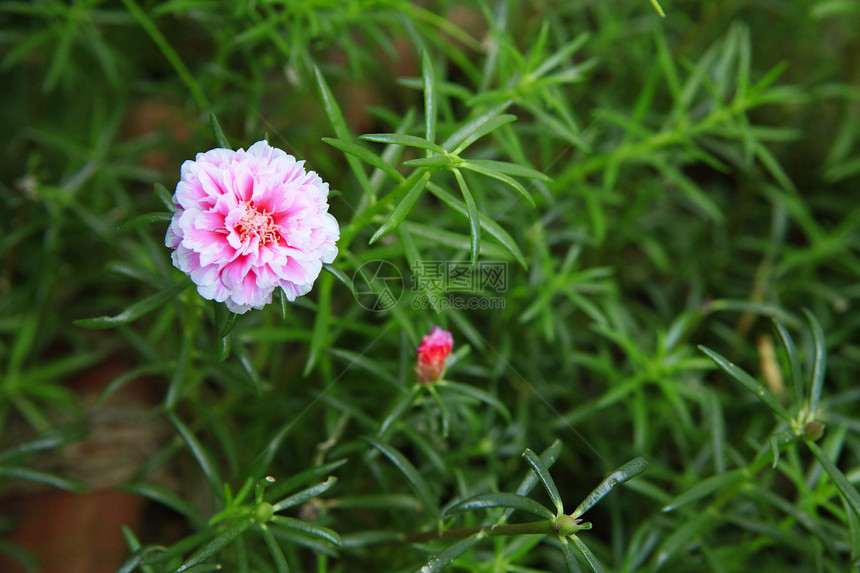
661,469 -> 745,513
807,441 -> 860,518
363,437 -> 439,521
398,223 -> 433,307
119,0 -> 210,109
360,133 -> 447,154
0,3 -> 61,17
654,510 -> 715,570
271,516 -> 342,546
322,138 -> 403,182
560,537 -> 586,573
0,426 -> 84,461
446,492 -> 555,520
314,65 -> 349,140
168,413 -> 222,496
522,449 -> 564,516
568,535 -> 606,573
272,477 -> 337,512
328,348 -> 396,385
259,525 -> 290,573
441,102 -> 512,152
279,284 -> 289,319
526,18 -> 551,75
531,33 -> 591,80
74,281 -> 189,330
772,319 -> 804,407
699,346 -> 793,424
303,272 -> 332,376
322,263 -> 359,298
15,351 -> 103,390
377,385 -> 421,439
422,49 -> 437,145
326,494 -> 419,513
706,390 -> 727,474
706,299 -> 800,327
210,112 -> 231,149
769,428 -> 798,468
399,222 -> 510,260
847,498 -> 860,566
653,32 -> 681,107
176,520 -> 252,572
451,114 -> 517,155
754,140 -> 796,193
497,440 -> 565,527
521,100 -> 589,150
0,466 -> 84,492
572,457 -> 650,518
743,486 -> 832,548
519,441 -> 563,493
417,533 -> 484,573
403,155 -> 456,168
314,66 -> 372,196
453,169 -> 481,264
461,159 -> 550,181
459,161 -> 536,208
217,331 -> 230,361
263,459 -> 348,503
804,309 -> 827,417
117,211 -> 172,231
427,183 -> 527,268
439,381 -> 511,421
84,26 -> 121,88
214,302 -> 239,339
155,182 -> 174,210
164,331 -> 191,410
118,483 -> 206,529
234,339 -> 265,394
649,158 -> 723,221
116,546 -> 164,573
371,109 -> 416,188
428,383 -> 452,440
369,171 -> 431,243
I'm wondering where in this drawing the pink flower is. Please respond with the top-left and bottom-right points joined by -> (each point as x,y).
415,326 -> 454,384
165,141 -> 339,314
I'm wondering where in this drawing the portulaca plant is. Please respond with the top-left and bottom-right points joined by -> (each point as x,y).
3,2 -> 858,573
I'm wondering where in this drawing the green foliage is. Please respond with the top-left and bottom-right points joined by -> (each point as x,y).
2,1 -> 860,572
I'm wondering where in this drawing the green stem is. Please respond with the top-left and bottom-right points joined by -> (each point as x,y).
402,520 -> 558,543
10,394 -> 51,433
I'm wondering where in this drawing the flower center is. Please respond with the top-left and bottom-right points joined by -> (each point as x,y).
235,201 -> 278,246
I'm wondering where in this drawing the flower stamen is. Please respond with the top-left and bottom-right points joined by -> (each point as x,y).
235,201 -> 279,246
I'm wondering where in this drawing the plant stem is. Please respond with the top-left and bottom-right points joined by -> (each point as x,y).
402,520 -> 557,543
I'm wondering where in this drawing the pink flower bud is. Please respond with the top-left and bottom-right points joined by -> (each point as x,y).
415,326 -> 453,384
